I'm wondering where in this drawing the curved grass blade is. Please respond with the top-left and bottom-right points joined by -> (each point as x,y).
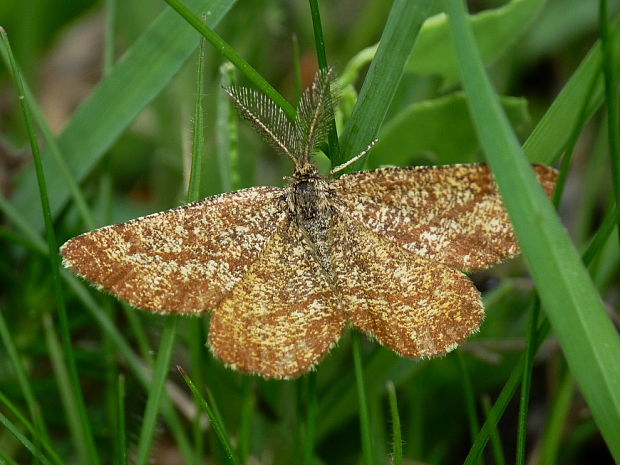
386,381 -> 403,465
2,28 -> 99,465
0,412 -> 55,465
337,0 -> 437,168
178,366 -> 241,465
11,0 -> 236,232
308,0 -> 340,159
352,333 -> 374,465
599,0 -> 620,246
445,0 -> 620,461
163,0 -> 295,119
524,16 -> 620,164
135,318 -> 178,465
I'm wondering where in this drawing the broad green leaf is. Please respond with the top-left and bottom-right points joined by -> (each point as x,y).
409,0 -> 546,88
11,0 -> 235,231
368,92 -> 529,168
524,16 -> 620,164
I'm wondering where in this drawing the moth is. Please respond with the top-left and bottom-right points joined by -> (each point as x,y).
61,69 -> 557,379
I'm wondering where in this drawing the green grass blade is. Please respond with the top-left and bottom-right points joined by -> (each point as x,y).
538,373 -> 576,465
0,310 -> 52,452
0,412 -> 54,465
308,0 -> 340,159
163,0 -> 295,119
0,42 -> 95,230
103,0 -> 117,75
42,315 -> 94,465
464,192 -> 618,464
0,390 -> 64,465
352,333 -> 374,465
10,0 -> 236,231
445,0 -> 620,461
238,377 -> 255,463
599,0 -> 620,246
302,372 -> 318,465
456,352 -> 483,465
2,28 -> 99,465
481,395 -> 506,465
188,38 -> 207,462
408,0 -> 546,88
516,297 -> 541,465
117,375 -> 127,465
178,367 -> 241,465
583,203 -> 619,266
135,318 -> 178,465
216,63 -> 240,192
524,16 -> 620,164
188,31 -> 207,204
386,381 -> 403,465
336,0 -> 438,167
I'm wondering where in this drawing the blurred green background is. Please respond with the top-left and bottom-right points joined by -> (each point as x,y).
0,0 -> 619,464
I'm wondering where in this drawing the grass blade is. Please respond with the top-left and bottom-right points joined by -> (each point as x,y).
1,28 -> 99,465
178,367 -> 241,465
0,310 -> 52,453
188,29 -> 207,204
538,372 -> 576,465
163,0 -> 295,119
515,297 -> 541,465
524,16 -> 620,164
456,352 -> 482,465
445,0 -> 620,461
116,375 -> 127,465
386,381 -> 403,465
216,63 -> 240,192
481,395 -> 506,465
238,377 -> 255,463
308,0 -> 340,159
302,372 -> 318,465
599,0 -> 620,246
352,333 -> 374,465
0,390 -> 64,465
337,0 -> 438,167
103,0 -> 117,75
0,412 -> 54,465
42,315 -> 94,465
11,0 -> 236,231
188,36 -> 207,462
135,318 -> 179,465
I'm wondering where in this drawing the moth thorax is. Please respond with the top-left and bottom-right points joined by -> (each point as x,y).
288,176 -> 331,222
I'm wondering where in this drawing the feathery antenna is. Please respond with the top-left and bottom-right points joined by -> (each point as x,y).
225,85 -> 298,162
225,68 -> 339,168
295,68 -> 338,163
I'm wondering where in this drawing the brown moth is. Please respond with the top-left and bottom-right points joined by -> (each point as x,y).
61,69 -> 557,379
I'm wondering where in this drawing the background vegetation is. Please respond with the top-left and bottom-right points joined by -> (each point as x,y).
0,0 -> 619,464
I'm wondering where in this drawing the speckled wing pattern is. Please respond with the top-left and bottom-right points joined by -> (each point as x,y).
329,212 -> 483,358
61,187 -> 285,313
209,217 -> 345,378
332,164 -> 557,271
